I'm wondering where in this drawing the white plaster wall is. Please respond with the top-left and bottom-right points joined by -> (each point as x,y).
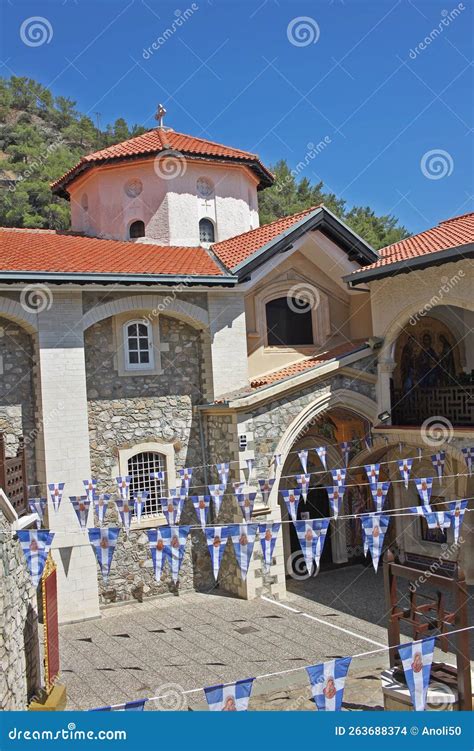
208,291 -> 249,397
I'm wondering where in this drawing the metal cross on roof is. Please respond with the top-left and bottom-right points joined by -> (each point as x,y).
155,103 -> 167,128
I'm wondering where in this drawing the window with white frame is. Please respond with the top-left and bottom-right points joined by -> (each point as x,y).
199,218 -> 215,244
123,320 -> 154,371
128,451 -> 166,516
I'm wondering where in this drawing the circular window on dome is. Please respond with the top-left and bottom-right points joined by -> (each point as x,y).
125,178 -> 143,198
196,177 -> 214,198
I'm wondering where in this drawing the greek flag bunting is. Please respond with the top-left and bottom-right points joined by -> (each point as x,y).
397,458 -> 413,489
82,478 -> 97,501
408,504 -> 431,517
150,470 -> 165,482
258,478 -> 275,506
133,491 -> 148,523
462,447 -> 473,475
191,495 -> 211,528
293,519 -> 329,574
340,442 -> 351,467
280,488 -> 301,521
28,498 -> 47,528
70,496 -> 91,530
306,657 -> 352,711
398,638 -> 435,711
178,467 -> 193,492
447,499 -> 468,543
330,468 -> 347,487
116,475 -> 131,501
228,524 -> 258,580
204,678 -> 255,711
364,463 -> 380,487
165,526 -> 190,583
361,513 -> 390,572
115,498 -> 133,534
48,482 -> 64,513
326,486 -> 345,519
93,699 -> 147,712
415,477 -> 433,506
88,527 -> 121,583
296,473 -> 311,503
94,494 -> 110,526
298,449 -> 308,473
204,526 -> 230,580
236,491 -> 257,522
421,507 -> 451,530
146,528 -> 168,582
208,484 -> 226,516
315,445 -> 327,469
370,481 -> 391,512
258,522 -> 281,573
163,492 -> 186,526
431,451 -> 446,481
17,530 -> 55,587
216,462 -> 230,485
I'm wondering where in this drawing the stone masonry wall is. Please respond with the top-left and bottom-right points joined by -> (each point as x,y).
0,510 -> 41,709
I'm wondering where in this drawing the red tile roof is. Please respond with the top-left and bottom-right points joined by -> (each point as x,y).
52,129 -> 273,196
0,228 -> 225,278
249,340 -> 368,389
352,211 -> 474,275
212,206 -> 320,270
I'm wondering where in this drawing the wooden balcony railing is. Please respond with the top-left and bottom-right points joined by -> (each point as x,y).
391,386 -> 474,427
0,433 -> 28,516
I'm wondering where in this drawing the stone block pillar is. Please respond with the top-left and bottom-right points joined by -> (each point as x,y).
207,292 -> 249,398
35,292 -> 99,623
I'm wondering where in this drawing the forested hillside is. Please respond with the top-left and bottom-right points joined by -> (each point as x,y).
0,76 -> 409,248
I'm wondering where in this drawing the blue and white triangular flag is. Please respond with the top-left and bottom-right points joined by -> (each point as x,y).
421,507 -> 450,530
280,488 -> 301,521
115,498 -> 133,534
340,442 -> 351,467
398,638 -> 435,711
326,486 -> 345,519
364,464 -> 380,487
94,494 -> 110,526
191,495 -> 211,528
208,484 -> 226,516
48,482 -> 64,513
461,447 -> 473,476
133,491 -> 148,523
293,519 -> 329,574
28,498 -> 47,528
178,467 -> 193,493
447,499 -> 468,543
93,699 -> 147,712
150,470 -> 165,482
415,477 -> 433,506
236,491 -> 257,522
258,478 -> 275,506
163,492 -> 185,525
330,468 -> 347,487
258,522 -> 281,573
315,446 -> 327,469
398,458 -> 413,489
88,527 -> 121,583
116,476 -> 131,501
146,528 -> 168,582
370,481 -> 391,512
70,496 -> 91,530
164,526 -> 190,583
82,478 -> 97,502
216,462 -> 229,485
17,530 -> 55,586
296,473 -> 311,503
204,678 -> 255,711
204,526 -> 229,580
298,449 -> 308,473
431,451 -> 446,481
306,657 -> 352,711
228,524 -> 258,580
361,513 -> 390,571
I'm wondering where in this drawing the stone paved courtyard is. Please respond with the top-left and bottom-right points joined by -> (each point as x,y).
58,565 -> 473,711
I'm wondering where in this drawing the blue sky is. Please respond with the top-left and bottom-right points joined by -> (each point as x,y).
1,0 -> 473,234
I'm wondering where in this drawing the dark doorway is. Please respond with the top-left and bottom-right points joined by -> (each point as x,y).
287,486 -> 333,577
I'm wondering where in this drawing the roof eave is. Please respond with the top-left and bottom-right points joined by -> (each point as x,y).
0,271 -> 238,286
345,242 -> 474,286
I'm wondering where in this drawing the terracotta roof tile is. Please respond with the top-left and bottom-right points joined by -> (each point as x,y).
0,228 -> 224,277
212,206 -> 320,270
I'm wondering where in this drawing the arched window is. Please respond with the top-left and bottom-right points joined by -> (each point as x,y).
266,297 -> 313,346
128,451 -> 166,516
199,218 -> 215,244
129,220 -> 145,239
123,320 -> 154,370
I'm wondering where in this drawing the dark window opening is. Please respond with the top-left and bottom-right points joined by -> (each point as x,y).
199,218 -> 215,243
266,297 -> 313,346
128,451 -> 165,516
129,220 -> 145,239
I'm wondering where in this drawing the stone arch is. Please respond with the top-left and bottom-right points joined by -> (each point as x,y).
82,295 -> 209,331
0,297 -> 37,334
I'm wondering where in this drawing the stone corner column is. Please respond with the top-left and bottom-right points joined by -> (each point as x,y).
207,291 -> 249,399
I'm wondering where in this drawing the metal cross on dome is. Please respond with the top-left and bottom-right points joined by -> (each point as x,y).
155,103 -> 167,127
